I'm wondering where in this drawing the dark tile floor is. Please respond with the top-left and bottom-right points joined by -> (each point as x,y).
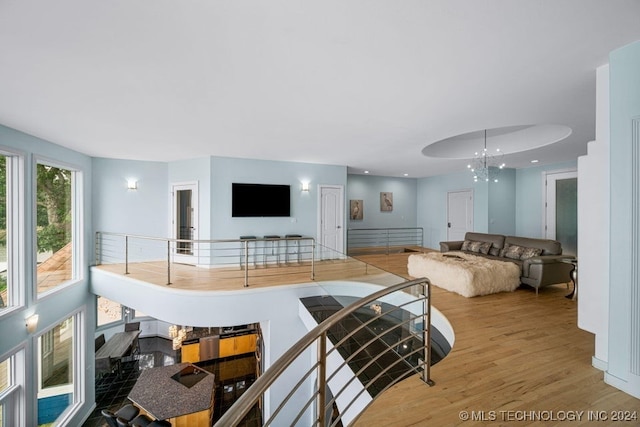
83,337 -> 261,427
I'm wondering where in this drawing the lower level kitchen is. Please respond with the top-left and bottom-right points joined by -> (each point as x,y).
84,323 -> 262,427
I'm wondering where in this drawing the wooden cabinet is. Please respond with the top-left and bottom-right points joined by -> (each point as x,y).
219,334 -> 257,358
181,342 -> 200,363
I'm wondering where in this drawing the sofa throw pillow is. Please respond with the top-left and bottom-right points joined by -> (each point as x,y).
503,244 -> 525,260
461,240 -> 473,251
498,243 -> 509,257
478,241 -> 492,255
489,246 -> 501,256
520,247 -> 543,260
468,241 -> 484,253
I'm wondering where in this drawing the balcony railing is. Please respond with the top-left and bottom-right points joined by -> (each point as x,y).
94,232 -> 406,289
347,227 -> 424,255
214,277 -> 435,426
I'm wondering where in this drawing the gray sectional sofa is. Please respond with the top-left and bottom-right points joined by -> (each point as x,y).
440,232 -> 575,293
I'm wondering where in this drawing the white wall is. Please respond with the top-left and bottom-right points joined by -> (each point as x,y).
577,64 -> 610,368
607,39 -> 640,399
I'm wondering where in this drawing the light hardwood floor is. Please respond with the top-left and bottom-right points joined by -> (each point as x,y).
96,249 -> 640,426
352,251 -> 640,427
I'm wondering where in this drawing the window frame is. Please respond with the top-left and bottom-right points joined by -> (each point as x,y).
35,309 -> 85,426
33,157 -> 84,301
0,148 -> 25,316
0,346 -> 26,427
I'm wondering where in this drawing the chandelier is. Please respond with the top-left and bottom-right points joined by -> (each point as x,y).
467,129 -> 505,182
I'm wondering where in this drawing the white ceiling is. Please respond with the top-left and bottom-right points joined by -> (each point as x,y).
1,1 -> 639,178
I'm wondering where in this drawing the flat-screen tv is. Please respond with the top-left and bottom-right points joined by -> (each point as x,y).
232,183 -> 291,217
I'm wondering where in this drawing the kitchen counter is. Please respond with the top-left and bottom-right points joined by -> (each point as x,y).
182,325 -> 257,343
128,363 -> 215,422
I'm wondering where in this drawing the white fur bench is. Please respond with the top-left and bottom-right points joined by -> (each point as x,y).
408,252 -> 521,297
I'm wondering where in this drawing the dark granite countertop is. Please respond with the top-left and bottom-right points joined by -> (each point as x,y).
128,363 -> 215,420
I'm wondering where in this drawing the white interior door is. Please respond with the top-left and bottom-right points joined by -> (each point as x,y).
545,170 -> 578,255
447,190 -> 473,241
318,185 -> 344,257
171,182 -> 199,264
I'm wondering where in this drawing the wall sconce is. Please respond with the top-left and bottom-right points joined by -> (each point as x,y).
301,181 -> 310,192
127,179 -> 138,190
26,314 -> 39,333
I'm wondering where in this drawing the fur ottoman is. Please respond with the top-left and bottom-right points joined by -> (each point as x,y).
408,252 -> 521,297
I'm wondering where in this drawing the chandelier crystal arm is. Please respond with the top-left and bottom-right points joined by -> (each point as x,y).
467,129 -> 505,182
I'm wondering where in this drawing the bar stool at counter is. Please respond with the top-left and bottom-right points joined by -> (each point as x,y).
130,413 -> 172,427
101,404 -> 139,427
263,235 -> 281,266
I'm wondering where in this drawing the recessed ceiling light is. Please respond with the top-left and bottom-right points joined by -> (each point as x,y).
531,159 -> 539,163
364,170 -> 370,174
403,173 -> 409,177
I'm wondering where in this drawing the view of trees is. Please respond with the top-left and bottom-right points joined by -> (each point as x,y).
36,164 -> 72,254
0,161 -> 72,305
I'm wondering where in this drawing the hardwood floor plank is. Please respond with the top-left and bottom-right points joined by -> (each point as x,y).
351,251 -> 640,426
95,248 -> 639,425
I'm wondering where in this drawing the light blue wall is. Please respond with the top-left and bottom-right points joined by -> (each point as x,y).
488,168 -> 516,235
416,171 -> 489,249
346,174 -> 417,229
417,162 -> 579,249
211,157 -> 347,240
515,160 -> 577,238
608,39 -> 640,395
0,124 -> 95,426
93,158 -> 169,237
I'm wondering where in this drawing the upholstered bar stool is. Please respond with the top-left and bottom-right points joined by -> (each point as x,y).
102,404 -> 139,427
285,234 -> 302,264
263,235 -> 281,266
239,235 -> 257,269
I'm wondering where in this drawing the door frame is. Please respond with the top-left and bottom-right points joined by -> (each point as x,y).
446,189 -> 474,241
543,169 -> 577,239
316,184 -> 345,255
170,181 -> 199,264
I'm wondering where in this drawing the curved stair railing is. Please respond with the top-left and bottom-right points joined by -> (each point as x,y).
214,277 -> 435,427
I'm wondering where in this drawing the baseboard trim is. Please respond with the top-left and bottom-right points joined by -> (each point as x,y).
592,356 -> 608,371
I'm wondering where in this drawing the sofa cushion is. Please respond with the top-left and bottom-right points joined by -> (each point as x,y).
505,236 -> 562,255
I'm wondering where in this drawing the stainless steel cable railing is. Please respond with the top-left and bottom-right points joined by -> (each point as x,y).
347,227 -> 424,255
214,277 -> 435,427
95,232 -> 317,287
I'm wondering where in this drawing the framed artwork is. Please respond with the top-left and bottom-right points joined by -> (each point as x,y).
380,192 -> 393,211
350,200 -> 363,220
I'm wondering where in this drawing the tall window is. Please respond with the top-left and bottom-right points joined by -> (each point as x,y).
37,315 -> 76,426
36,163 -> 78,296
0,152 -> 22,312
